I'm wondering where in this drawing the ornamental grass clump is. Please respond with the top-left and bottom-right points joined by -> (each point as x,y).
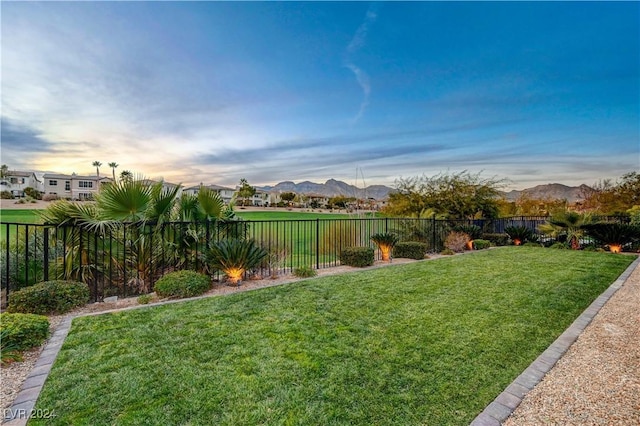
444,231 -> 470,253
370,233 -> 399,261
206,238 -> 268,285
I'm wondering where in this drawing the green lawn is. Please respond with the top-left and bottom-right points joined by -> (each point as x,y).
0,209 -> 42,224
235,210 -> 375,220
31,248 -> 634,425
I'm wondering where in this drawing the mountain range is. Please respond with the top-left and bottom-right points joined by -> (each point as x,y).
259,179 -> 592,203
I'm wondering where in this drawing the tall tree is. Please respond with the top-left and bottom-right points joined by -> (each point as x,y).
382,171 -> 507,219
0,164 -> 8,178
92,161 -> 102,177
120,170 -> 133,183
236,178 -> 256,206
108,162 -> 119,181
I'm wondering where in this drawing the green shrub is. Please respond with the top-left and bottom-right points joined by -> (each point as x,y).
0,313 -> 50,351
154,271 -> 211,299
137,294 -> 153,305
392,242 -> 428,260
440,248 -> 456,255
340,247 -> 374,267
1,329 -> 24,365
7,280 -> 89,315
472,239 -> 491,250
523,242 -> 542,247
1,191 -> 13,199
482,233 -> 510,246
293,266 -> 317,278
549,242 -> 569,250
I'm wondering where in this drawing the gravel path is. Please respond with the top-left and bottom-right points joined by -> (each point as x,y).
505,258 -> 640,425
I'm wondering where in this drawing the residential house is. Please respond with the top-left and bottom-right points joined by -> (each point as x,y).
0,171 -> 44,197
139,179 -> 183,197
43,173 -> 112,200
183,184 -> 235,205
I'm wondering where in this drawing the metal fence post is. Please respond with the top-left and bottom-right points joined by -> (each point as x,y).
43,227 -> 49,282
316,218 -> 320,270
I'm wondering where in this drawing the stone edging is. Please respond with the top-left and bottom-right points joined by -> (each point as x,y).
470,255 -> 640,426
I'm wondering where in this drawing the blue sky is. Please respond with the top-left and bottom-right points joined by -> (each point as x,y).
1,1 -> 638,190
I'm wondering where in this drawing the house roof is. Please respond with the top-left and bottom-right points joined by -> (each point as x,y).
7,171 -> 33,177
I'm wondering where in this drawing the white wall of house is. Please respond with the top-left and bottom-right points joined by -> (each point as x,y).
183,184 -> 235,205
0,171 -> 42,197
43,173 -> 111,200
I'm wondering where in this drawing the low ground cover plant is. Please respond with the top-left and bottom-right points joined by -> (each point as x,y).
339,246 -> 374,267
154,271 -> 211,299
0,313 -> 50,356
31,248 -> 633,425
392,241 -> 428,259
472,239 -> 491,250
293,266 -> 317,278
7,280 -> 89,315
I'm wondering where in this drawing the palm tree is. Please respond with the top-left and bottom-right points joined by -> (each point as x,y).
108,162 -> 119,181
539,211 -> 591,249
120,170 -> 133,183
92,161 -> 102,177
370,233 -> 399,261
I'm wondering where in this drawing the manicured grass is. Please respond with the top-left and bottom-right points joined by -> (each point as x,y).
31,249 -> 635,425
0,209 -> 42,224
235,210 -> 374,220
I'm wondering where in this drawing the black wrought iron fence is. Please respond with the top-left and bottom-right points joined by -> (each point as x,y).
0,216 -> 625,305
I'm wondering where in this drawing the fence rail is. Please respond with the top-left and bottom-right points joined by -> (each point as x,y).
0,216 -> 624,305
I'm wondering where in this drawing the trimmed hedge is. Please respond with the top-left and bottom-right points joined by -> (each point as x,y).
340,247 -> 375,267
472,239 -> 492,250
8,280 -> 89,315
154,270 -> 211,299
392,242 -> 428,260
482,233 -> 510,246
0,313 -> 50,351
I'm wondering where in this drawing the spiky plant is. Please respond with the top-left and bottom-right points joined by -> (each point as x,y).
206,239 -> 268,285
539,211 -> 591,250
504,225 -> 534,246
581,223 -> 640,253
370,233 -> 399,261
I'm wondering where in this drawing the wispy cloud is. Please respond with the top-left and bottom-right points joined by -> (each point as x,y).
344,3 -> 380,123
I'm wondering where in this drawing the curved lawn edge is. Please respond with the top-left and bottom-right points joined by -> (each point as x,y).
470,254 -> 640,426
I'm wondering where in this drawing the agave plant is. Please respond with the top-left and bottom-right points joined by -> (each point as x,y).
206,238 -> 268,285
581,223 -> 640,253
370,233 -> 399,261
504,225 -> 534,246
